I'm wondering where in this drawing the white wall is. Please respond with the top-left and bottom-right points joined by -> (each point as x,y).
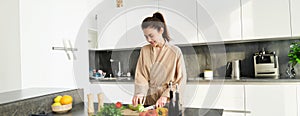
0,0 -> 22,93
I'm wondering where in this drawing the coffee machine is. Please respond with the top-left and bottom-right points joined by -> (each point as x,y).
253,48 -> 279,79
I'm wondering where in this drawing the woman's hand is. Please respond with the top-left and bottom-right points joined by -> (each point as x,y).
132,95 -> 146,107
156,96 -> 167,108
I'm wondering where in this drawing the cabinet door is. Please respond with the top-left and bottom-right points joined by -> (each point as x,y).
297,85 -> 300,116
245,85 -> 297,116
123,0 -> 157,49
95,0 -> 127,50
87,9 -> 98,49
20,0 -> 87,88
291,0 -> 300,37
98,14 -> 126,49
89,84 -> 134,104
159,0 -> 198,44
184,85 -> 245,115
197,0 -> 242,42
241,0 -> 290,40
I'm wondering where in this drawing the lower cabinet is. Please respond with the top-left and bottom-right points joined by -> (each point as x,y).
89,84 -> 134,104
89,83 -> 299,116
245,85 -> 298,116
184,85 -> 245,116
297,85 -> 300,116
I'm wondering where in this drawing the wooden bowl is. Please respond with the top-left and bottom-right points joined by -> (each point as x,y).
51,103 -> 72,113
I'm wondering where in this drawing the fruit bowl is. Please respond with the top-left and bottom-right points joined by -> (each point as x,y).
51,103 -> 72,113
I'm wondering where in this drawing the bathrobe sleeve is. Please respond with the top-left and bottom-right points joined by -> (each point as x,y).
134,48 -> 149,96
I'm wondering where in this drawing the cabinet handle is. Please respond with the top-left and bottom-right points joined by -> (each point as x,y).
223,109 -> 251,114
52,40 -> 78,60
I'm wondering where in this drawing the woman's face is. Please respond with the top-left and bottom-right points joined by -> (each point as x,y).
143,27 -> 164,47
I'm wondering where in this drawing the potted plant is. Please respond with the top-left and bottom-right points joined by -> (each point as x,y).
287,41 -> 300,78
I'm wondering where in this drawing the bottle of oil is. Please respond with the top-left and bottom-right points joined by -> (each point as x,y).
174,84 -> 182,116
168,82 -> 175,116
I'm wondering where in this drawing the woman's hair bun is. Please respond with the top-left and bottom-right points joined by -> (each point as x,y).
152,12 -> 165,23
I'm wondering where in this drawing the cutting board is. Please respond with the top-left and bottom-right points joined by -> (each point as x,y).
122,109 -> 140,116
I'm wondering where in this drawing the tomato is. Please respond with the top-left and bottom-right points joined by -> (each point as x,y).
115,102 -> 122,108
145,109 -> 158,116
139,111 -> 147,116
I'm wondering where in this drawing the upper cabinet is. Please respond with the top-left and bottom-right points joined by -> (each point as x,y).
94,0 -> 127,50
291,0 -> 300,37
94,0 -> 199,50
241,0 -> 290,40
92,0 -> 295,50
197,0 -> 242,42
122,0 -> 157,49
159,0 -> 198,45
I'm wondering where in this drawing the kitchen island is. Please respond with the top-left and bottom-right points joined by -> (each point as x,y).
89,78 -> 300,116
49,103 -> 224,116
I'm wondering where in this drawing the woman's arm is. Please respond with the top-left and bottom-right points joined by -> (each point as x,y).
133,48 -> 149,105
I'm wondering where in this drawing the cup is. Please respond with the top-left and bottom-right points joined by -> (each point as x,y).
204,69 -> 213,80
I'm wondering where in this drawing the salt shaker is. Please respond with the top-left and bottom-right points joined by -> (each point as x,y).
87,94 -> 94,115
97,93 -> 104,112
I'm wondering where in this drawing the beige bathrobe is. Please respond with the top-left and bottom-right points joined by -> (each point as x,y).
134,42 -> 187,105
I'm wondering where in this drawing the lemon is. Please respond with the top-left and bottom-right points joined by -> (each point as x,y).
52,102 -> 62,106
54,96 -> 62,103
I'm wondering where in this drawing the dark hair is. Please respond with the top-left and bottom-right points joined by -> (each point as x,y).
141,12 -> 171,41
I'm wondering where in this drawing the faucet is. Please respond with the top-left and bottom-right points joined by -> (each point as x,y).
110,59 -> 122,77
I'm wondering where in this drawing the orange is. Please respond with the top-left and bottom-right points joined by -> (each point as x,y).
60,95 -> 73,105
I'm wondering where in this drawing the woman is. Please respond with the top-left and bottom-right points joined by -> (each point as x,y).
132,12 -> 187,108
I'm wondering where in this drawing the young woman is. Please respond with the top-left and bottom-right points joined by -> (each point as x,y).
132,12 -> 187,108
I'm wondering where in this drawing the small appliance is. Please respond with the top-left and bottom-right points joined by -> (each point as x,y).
225,60 -> 241,80
254,48 -> 279,79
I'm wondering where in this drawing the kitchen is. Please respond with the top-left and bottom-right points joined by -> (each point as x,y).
1,0 -> 300,116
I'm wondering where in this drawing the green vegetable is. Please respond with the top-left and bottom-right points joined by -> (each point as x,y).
128,104 -> 136,110
128,104 -> 145,112
93,103 -> 125,116
137,104 -> 145,112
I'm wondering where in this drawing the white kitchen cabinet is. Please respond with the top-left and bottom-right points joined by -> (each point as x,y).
241,0 -> 290,40
96,0 -> 199,49
291,0 -> 300,37
245,85 -> 297,116
96,0 -> 158,50
0,0 -> 21,93
87,10 -> 98,49
98,14 -> 126,50
297,85 -> 300,116
89,84 -> 134,104
184,85 -> 245,116
122,0 -> 157,49
197,0 -> 242,42
94,0 -> 127,50
159,0 -> 198,45
20,0 -> 87,89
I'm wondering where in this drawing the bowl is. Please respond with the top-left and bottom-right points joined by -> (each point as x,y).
51,103 -> 72,113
